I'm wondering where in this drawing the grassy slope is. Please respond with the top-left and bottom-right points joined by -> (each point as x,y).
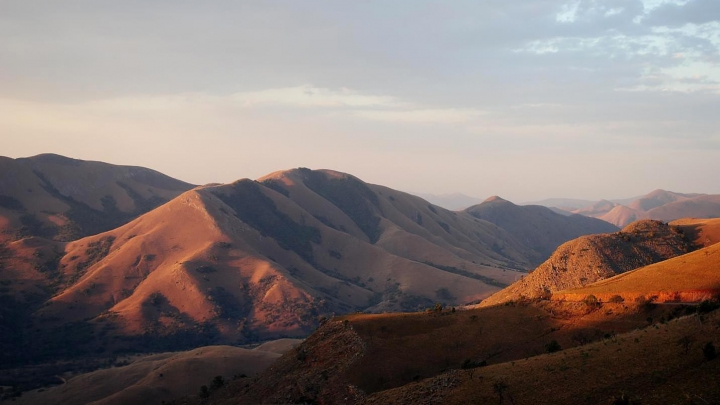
367,308 -> 720,405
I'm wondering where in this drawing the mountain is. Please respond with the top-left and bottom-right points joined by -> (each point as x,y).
567,190 -> 720,227
0,154 -> 194,241
412,192 -> 484,211
572,199 -> 618,217
627,189 -> 699,212
479,220 -> 701,307
464,196 -> 619,265
7,168 -> 625,367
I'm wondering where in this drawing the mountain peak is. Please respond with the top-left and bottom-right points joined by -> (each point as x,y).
484,195 -> 509,203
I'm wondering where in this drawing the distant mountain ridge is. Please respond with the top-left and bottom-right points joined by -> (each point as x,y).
531,189 -> 720,227
0,154 -> 195,241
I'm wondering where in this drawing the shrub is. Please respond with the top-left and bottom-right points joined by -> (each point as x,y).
583,295 -> 601,310
211,375 -> 224,389
545,340 -> 562,353
198,385 -> 210,398
609,295 -> 624,303
697,300 -> 720,314
703,342 -> 716,361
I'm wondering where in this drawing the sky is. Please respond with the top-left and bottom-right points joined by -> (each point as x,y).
1,0 -> 720,202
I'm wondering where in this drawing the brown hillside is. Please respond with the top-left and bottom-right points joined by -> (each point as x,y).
16,340 -> 300,405
364,308 -> 720,405
479,220 -> 694,307
185,298 -> 695,405
464,196 -> 618,264
553,239 -> 720,303
0,154 -> 194,242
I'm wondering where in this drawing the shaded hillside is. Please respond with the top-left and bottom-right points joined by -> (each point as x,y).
464,196 -> 619,264
0,154 -> 194,241
364,308 -> 720,405
182,296 -> 698,405
16,340 -> 300,405
480,220 -> 697,307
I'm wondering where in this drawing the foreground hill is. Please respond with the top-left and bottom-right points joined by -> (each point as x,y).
0,154 -> 194,241
464,196 -> 619,264
15,339 -> 301,405
178,295 -> 715,404
479,220 -> 698,307
363,307 -> 720,405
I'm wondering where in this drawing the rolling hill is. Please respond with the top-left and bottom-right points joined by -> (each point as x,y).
0,154 -> 194,241
15,339 -> 301,405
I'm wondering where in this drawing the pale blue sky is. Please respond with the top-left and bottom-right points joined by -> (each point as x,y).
1,0 -> 719,201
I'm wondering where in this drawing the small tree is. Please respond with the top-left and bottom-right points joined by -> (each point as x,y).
211,375 -> 225,390
677,336 -> 695,354
198,385 -> 210,398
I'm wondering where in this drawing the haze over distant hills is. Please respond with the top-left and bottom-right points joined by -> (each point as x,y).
532,189 -> 720,227
412,192 -> 484,211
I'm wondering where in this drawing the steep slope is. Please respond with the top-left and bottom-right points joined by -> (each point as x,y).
480,220 -> 697,307
0,154 -> 194,241
16,340 -> 301,405
464,197 -> 619,264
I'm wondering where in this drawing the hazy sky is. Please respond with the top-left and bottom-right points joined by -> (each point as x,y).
2,0 -> 719,202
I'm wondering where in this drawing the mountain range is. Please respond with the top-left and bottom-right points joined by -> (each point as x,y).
0,155 -> 616,367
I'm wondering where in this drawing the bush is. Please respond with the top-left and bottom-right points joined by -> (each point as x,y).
703,342 -> 716,361
545,340 -> 562,353
583,295 -> 601,310
609,295 -> 624,303
198,385 -> 209,398
697,300 -> 720,314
